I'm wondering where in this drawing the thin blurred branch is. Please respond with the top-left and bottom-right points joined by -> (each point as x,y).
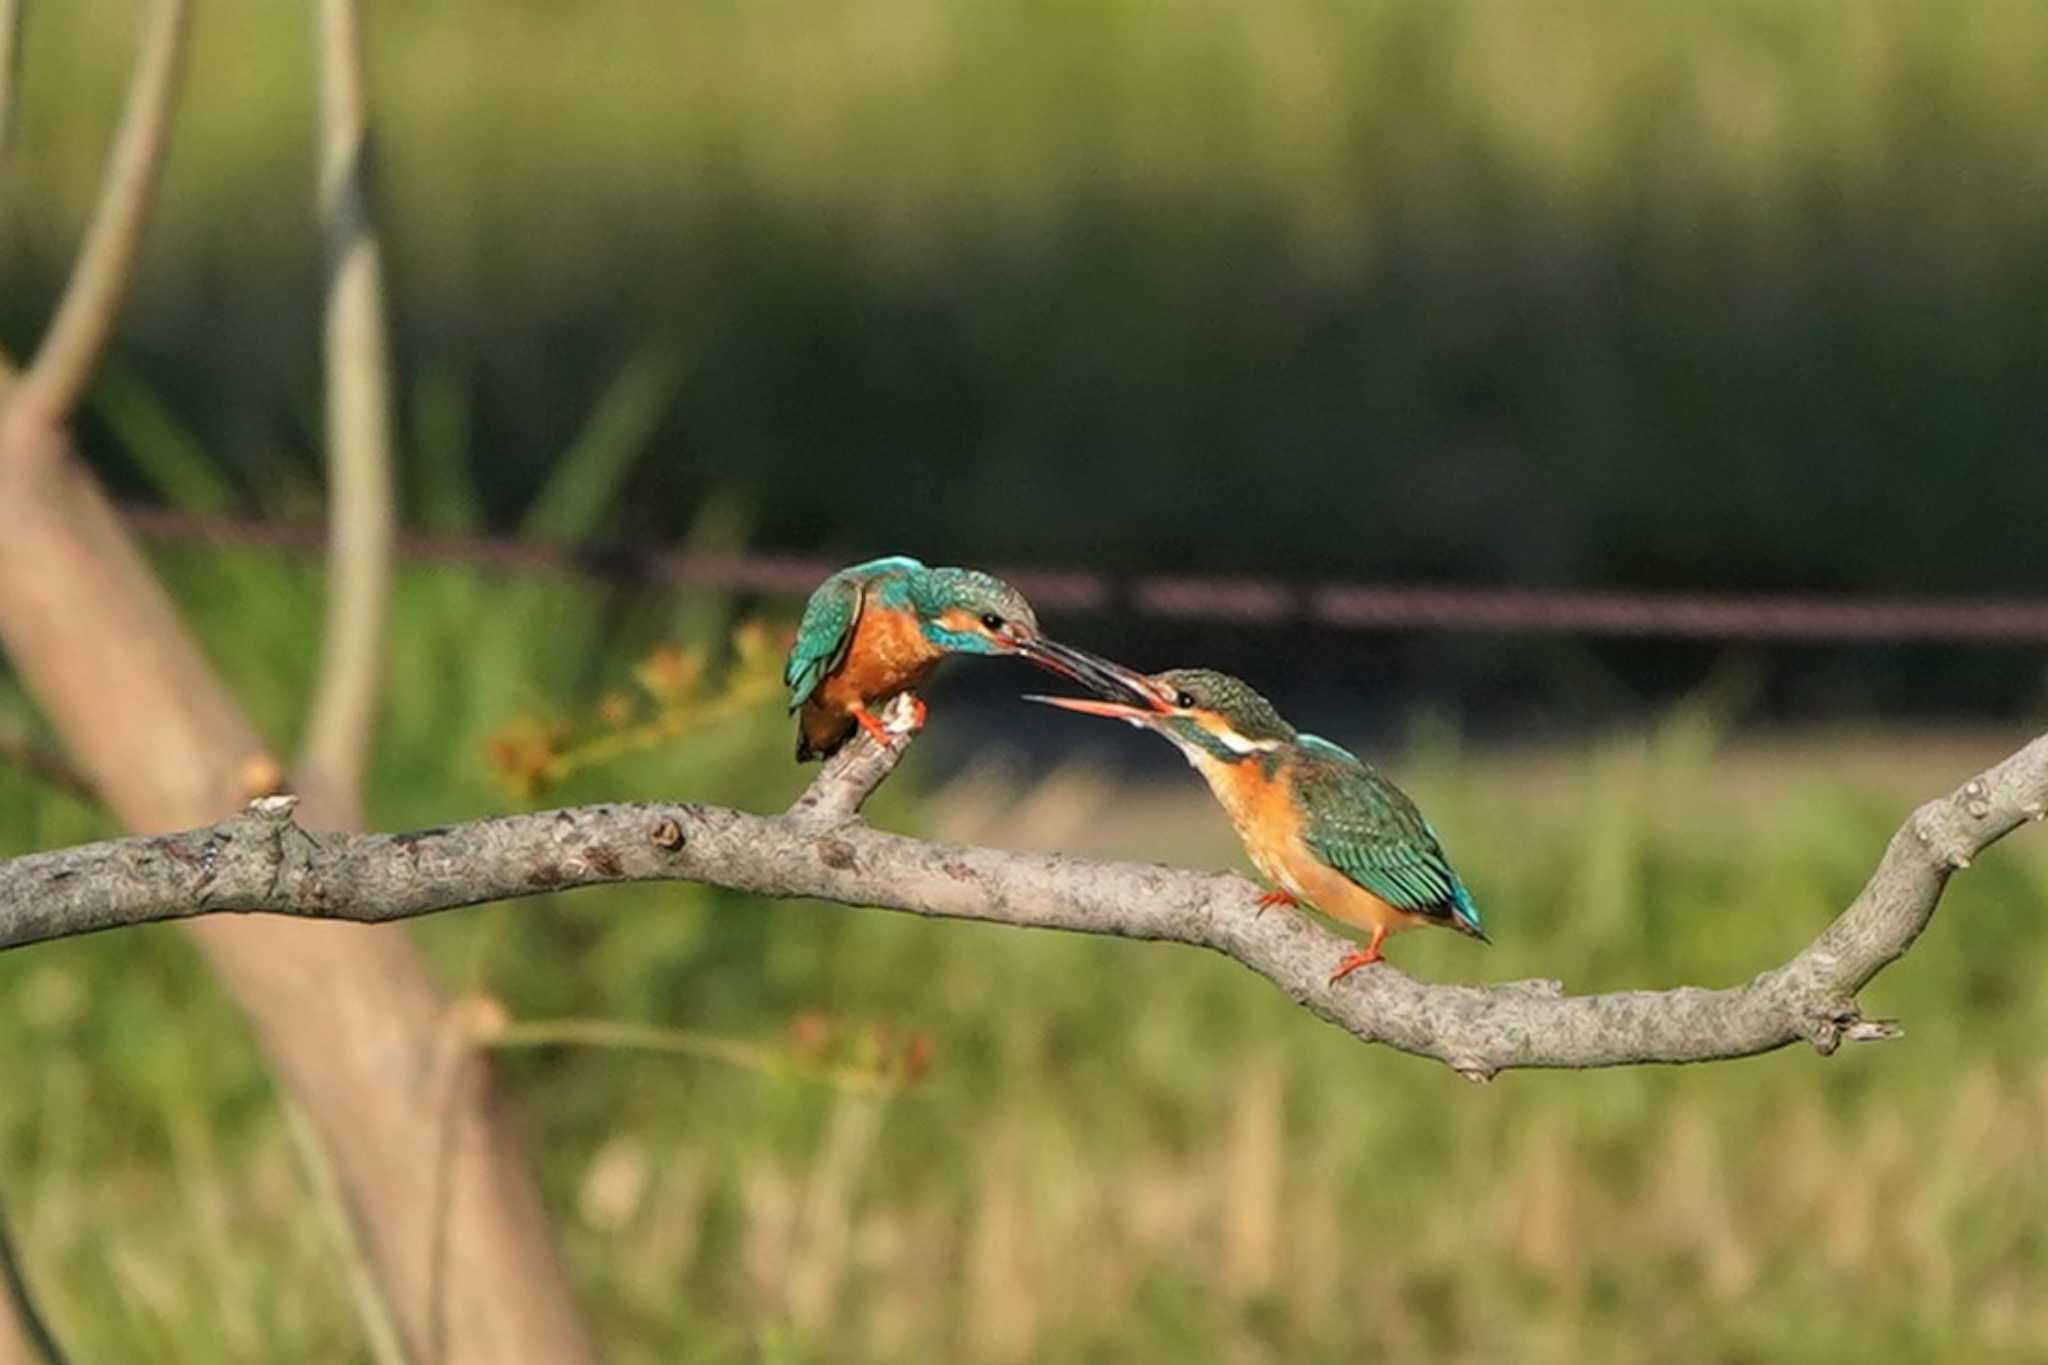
0,728 -> 97,805
0,0 -> 23,162
4,705 -> 2042,1080
8,0 -> 187,450
0,1191 -> 66,1365
468,1008 -> 903,1095
280,1101 -> 411,1365
299,0 -> 396,820
0,11 -> 593,1357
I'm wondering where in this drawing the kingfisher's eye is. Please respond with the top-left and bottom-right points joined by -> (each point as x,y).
1175,691 -> 1196,709
980,613 -> 1004,631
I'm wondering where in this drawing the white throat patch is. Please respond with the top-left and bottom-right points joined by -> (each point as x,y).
1213,729 -> 1279,755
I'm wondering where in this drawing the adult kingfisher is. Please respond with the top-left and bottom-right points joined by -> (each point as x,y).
784,556 -> 1100,761
1028,661 -> 1486,980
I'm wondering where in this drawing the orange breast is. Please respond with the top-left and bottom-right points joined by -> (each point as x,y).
1198,756 -> 1303,883
1197,755 -> 1427,938
814,601 -> 943,718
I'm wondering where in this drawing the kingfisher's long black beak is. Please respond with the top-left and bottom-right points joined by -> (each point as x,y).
1016,640 -> 1172,722
1014,636 -> 1140,693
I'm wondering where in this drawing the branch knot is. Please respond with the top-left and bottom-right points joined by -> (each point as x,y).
1799,999 -> 1903,1056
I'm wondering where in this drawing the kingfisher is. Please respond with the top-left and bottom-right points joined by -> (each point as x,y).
784,556 -> 1100,761
1028,661 -> 1486,980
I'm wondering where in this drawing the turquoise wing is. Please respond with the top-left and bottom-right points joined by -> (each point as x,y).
1295,736 -> 1483,935
783,557 -> 923,711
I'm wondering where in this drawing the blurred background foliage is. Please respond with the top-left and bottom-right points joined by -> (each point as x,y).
5,554 -> 2046,1363
5,0 -> 2047,593
4,1 -> 2048,1361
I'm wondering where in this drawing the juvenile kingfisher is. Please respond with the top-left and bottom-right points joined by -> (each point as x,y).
1029,662 -> 1486,980
784,556 -> 1098,761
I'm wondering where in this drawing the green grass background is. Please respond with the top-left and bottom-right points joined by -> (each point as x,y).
2,547 -> 2045,1363
5,1 -> 2048,1359
5,1 -> 2048,603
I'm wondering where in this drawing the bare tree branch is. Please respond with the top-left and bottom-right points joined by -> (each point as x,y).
299,0 -> 397,822
6,717 -> 2040,1082
7,0 -> 188,449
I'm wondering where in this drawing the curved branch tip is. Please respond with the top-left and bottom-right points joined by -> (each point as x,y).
16,0 -> 189,440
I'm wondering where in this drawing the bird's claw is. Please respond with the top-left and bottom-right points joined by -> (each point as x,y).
851,705 -> 895,747
1327,948 -> 1383,983
1328,926 -> 1389,983
885,692 -> 927,736
1253,889 -> 1298,915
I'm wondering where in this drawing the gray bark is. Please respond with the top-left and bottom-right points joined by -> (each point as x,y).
5,723 -> 2043,1081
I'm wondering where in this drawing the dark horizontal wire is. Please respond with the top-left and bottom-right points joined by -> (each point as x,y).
119,505 -> 2048,644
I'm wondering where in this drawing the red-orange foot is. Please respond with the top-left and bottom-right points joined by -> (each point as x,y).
850,703 -> 893,747
1328,948 -> 1382,982
1254,889 -> 1299,914
1328,926 -> 1388,983
906,695 -> 929,731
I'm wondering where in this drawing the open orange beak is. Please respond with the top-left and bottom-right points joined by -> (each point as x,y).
1019,644 -> 1174,722
1029,694 -> 1159,722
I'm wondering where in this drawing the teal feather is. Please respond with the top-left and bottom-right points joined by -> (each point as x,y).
783,555 -> 924,711
782,555 -> 1042,765
1295,734 -> 1484,937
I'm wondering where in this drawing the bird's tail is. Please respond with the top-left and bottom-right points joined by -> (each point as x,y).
1448,882 -> 1489,944
795,704 -> 854,762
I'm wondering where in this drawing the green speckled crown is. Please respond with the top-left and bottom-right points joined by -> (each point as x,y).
908,567 -> 1038,632
1156,669 -> 1297,743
